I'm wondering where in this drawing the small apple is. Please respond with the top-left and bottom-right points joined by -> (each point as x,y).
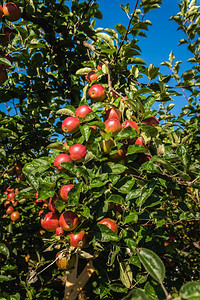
104,119 -> 121,135
6,206 -> 14,215
54,153 -> 72,171
62,116 -> 80,134
56,252 -> 76,270
88,84 -> 106,102
10,211 -> 20,222
41,212 -> 59,232
2,2 -> 21,21
135,136 -> 146,147
75,105 -> 93,118
142,116 -> 159,126
121,120 -> 139,133
85,70 -> 99,83
56,226 -> 64,236
98,218 -> 118,233
7,192 -> 15,200
59,184 -> 74,202
105,106 -> 121,121
69,144 -> 87,162
59,211 -> 79,231
68,231 -> 87,248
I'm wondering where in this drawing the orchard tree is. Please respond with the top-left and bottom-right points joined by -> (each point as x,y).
0,0 -> 200,299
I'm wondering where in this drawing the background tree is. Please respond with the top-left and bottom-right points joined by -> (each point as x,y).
0,0 -> 200,299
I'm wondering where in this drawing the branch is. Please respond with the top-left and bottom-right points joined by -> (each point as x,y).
113,0 -> 140,64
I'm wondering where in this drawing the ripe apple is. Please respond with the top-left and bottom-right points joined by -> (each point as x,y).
85,70 -> 99,83
59,184 -> 74,201
56,226 -> 64,236
75,105 -> 93,118
68,231 -> 87,248
142,116 -> 159,126
41,212 -> 59,232
105,106 -> 121,121
0,54 -> 12,69
104,119 -> 121,135
6,206 -> 14,215
0,69 -> 7,85
135,136 -> 146,147
98,218 -> 118,233
121,120 -> 139,133
102,138 -> 114,154
2,2 -> 21,21
56,252 -> 76,270
62,116 -> 80,134
69,144 -> 87,162
54,153 -> 72,171
48,195 -> 59,212
59,211 -> 79,231
88,84 -> 106,102
10,211 -> 20,222
7,192 -> 15,200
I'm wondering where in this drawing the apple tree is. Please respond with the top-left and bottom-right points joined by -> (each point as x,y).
0,0 -> 200,299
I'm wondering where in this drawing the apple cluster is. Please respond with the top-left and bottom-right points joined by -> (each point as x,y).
0,2 -> 21,85
3,185 -> 20,222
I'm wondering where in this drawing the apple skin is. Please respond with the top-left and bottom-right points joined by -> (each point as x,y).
55,226 -> 64,236
7,192 -> 15,200
59,211 -> 79,231
68,231 -> 87,248
142,116 -> 159,126
56,252 -> 76,270
48,195 -> 59,212
6,206 -> 14,215
0,69 -> 7,85
98,218 -> 118,233
62,117 -> 80,134
10,211 -> 20,222
121,120 -> 139,133
59,184 -> 74,202
88,84 -> 106,102
54,153 -> 72,171
2,2 -> 21,21
135,137 -> 146,147
41,212 -> 59,232
69,144 -> 87,162
85,71 -> 99,83
105,106 -> 121,121
104,119 -> 121,136
75,105 -> 93,118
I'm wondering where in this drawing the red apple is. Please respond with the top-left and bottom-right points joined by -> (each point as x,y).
0,69 -> 7,85
59,184 -> 74,202
54,153 -> 72,171
121,120 -> 139,133
85,70 -> 99,83
41,212 -> 59,232
69,144 -> 87,162
0,5 -> 3,18
68,231 -> 87,248
56,226 -> 64,236
135,137 -> 146,147
2,2 -> 21,21
98,218 -> 118,233
105,106 -> 121,121
6,206 -> 14,215
62,117 -> 80,134
88,84 -> 106,102
10,211 -> 20,222
59,211 -> 79,231
142,116 -> 159,126
49,195 -> 59,212
104,119 -> 121,135
7,192 -> 15,200
75,105 -> 93,118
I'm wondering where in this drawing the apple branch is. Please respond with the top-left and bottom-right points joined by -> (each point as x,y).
112,0 -> 140,64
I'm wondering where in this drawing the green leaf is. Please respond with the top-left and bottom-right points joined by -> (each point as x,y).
103,163 -> 127,174
76,67 -> 92,76
179,281 -> 200,300
148,64 -> 159,80
95,224 -> 119,242
0,243 -> 9,257
122,289 -> 151,300
137,248 -> 165,283
80,124 -> 91,142
0,148 -> 6,159
0,275 -> 12,282
47,142 -> 68,151
55,200 -> 66,213
123,211 -> 138,224
114,24 -> 127,35
115,176 -> 135,194
56,108 -> 75,116
23,158 -> 50,176
131,57 -> 146,65
127,145 -> 148,155
136,182 -> 155,207
68,182 -> 82,206
106,194 -> 124,205
119,261 -> 133,289
115,126 -> 138,141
